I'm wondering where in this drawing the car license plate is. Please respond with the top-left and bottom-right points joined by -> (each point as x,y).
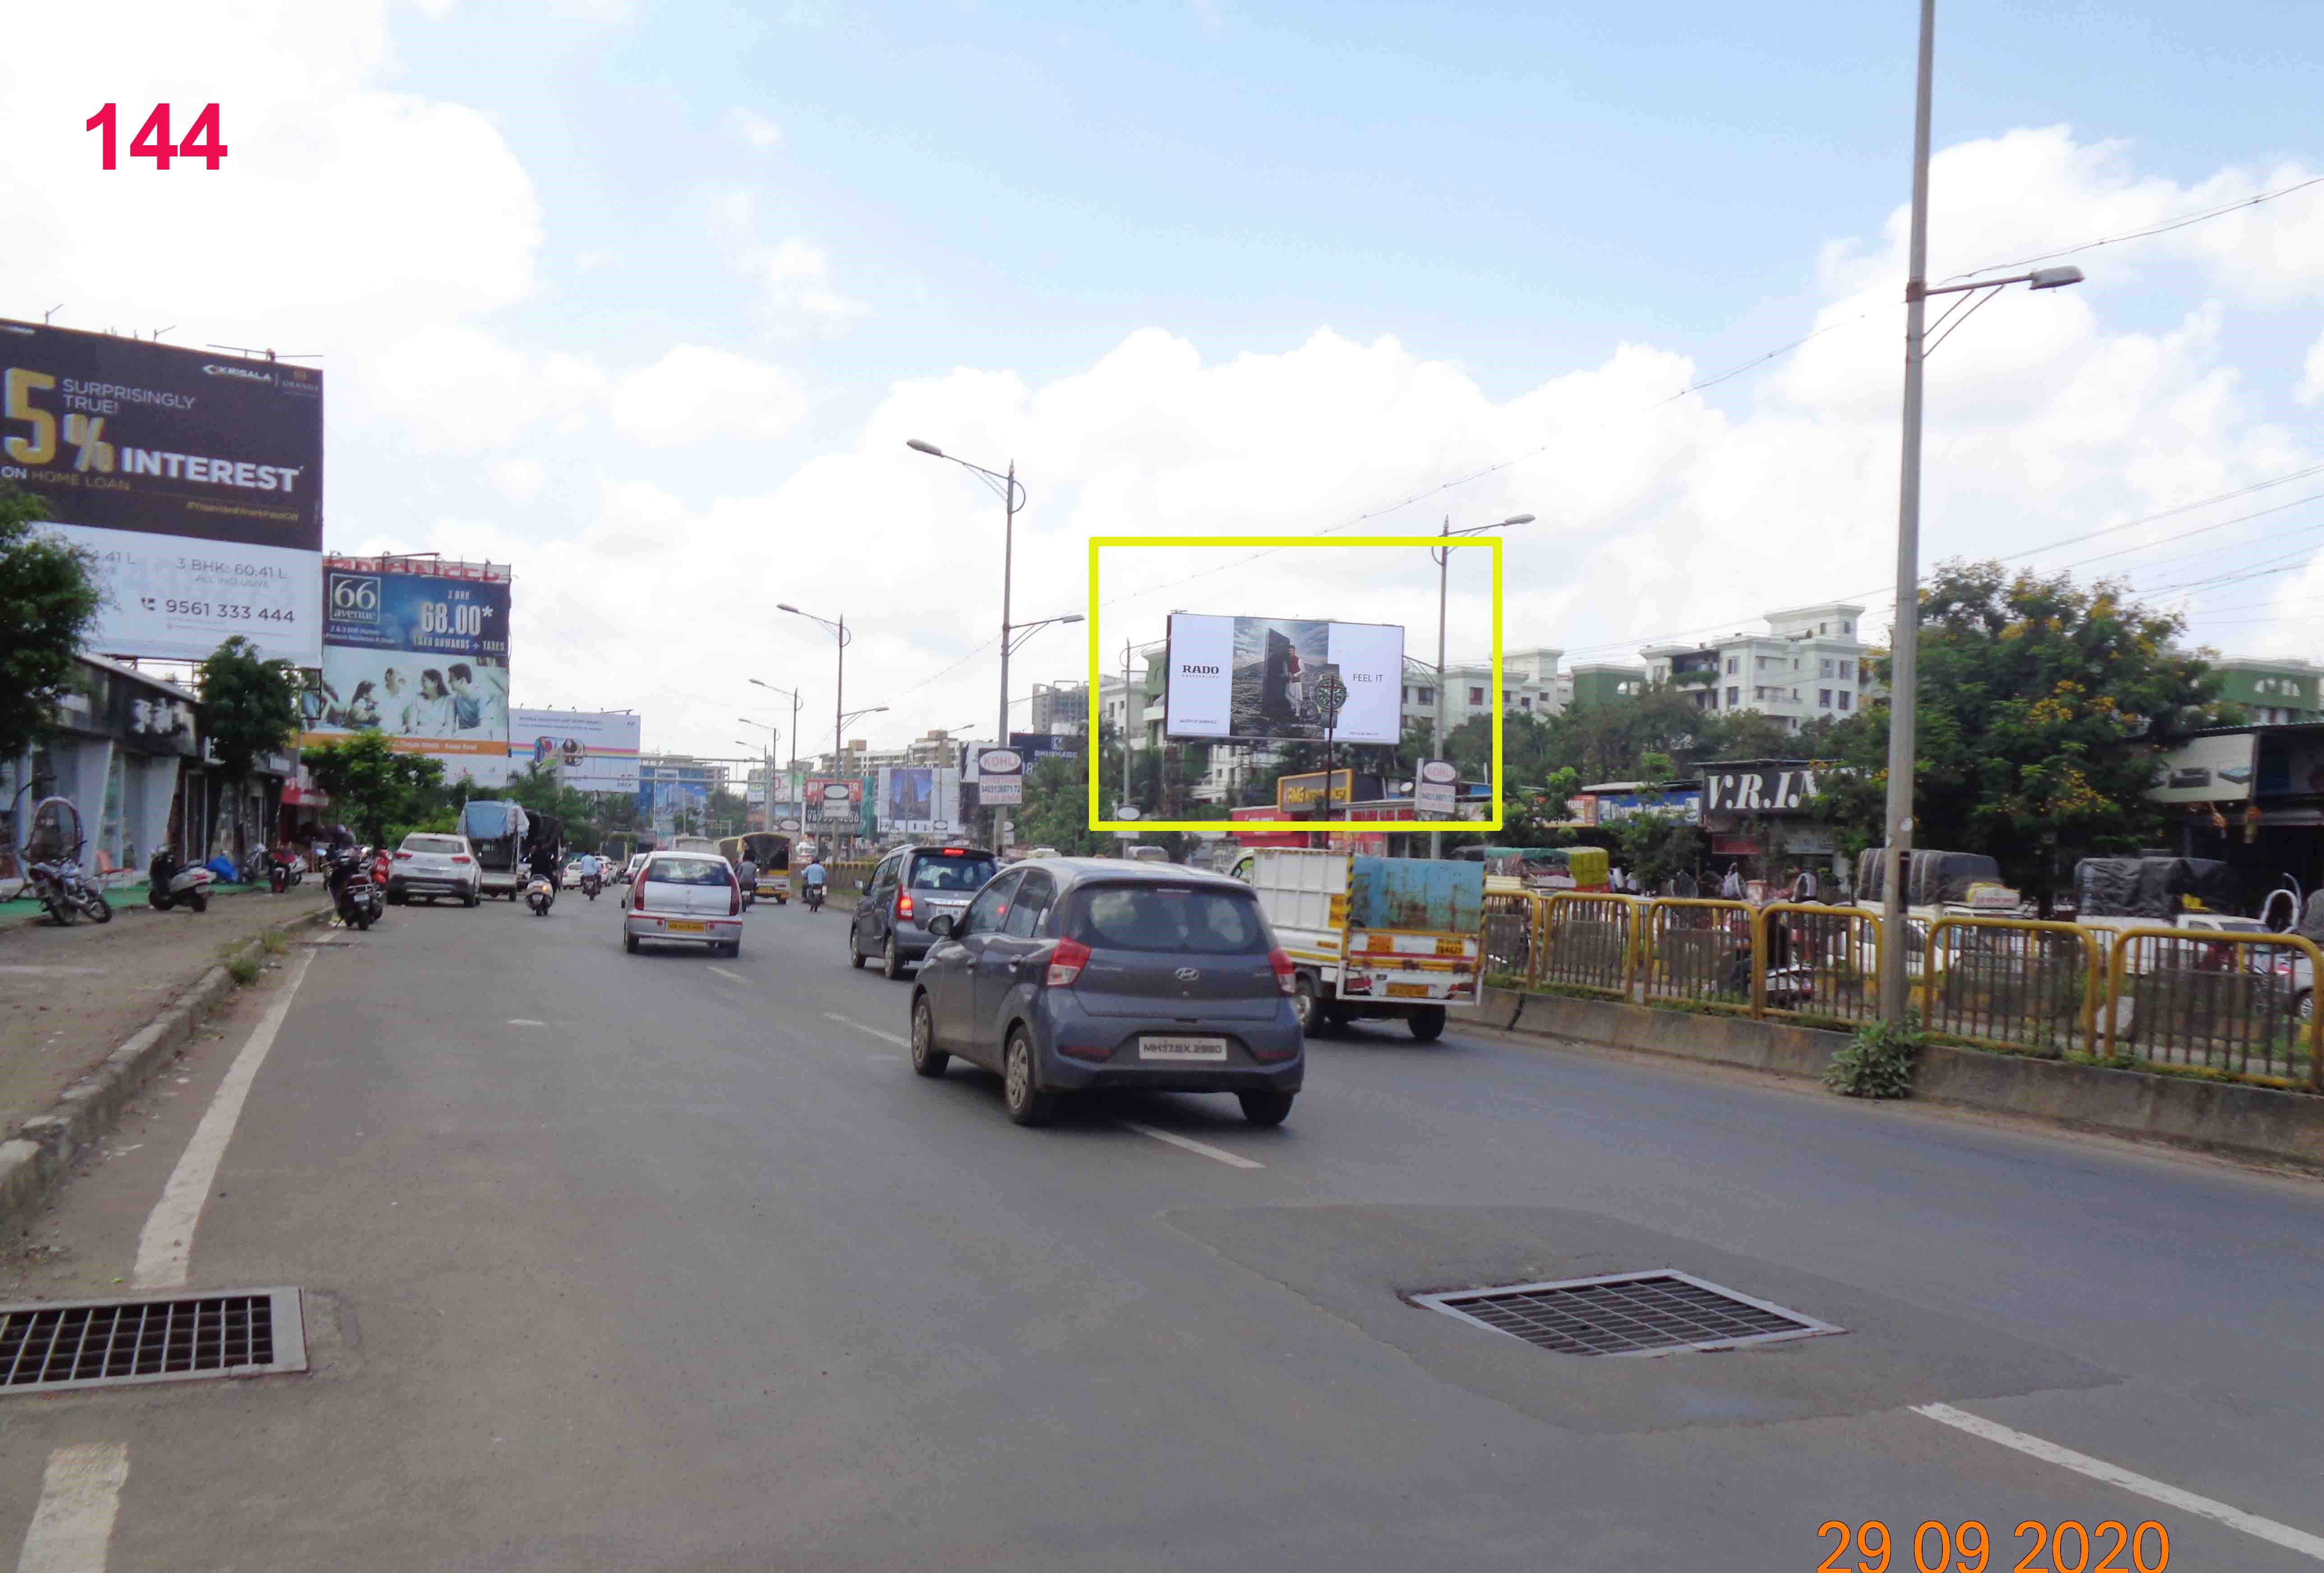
1386,982 -> 1433,999
665,920 -> 706,934
1139,1035 -> 1229,1062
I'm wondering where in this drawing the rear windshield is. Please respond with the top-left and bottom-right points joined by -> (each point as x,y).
647,857 -> 733,887
909,853 -> 995,892
1068,884 -> 1270,955
403,835 -> 464,854
460,803 -> 517,839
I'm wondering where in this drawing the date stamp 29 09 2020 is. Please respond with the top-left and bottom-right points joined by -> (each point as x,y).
1815,1518 -> 2170,1572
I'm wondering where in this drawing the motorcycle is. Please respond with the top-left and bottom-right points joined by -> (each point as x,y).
269,849 -> 305,893
581,871 -> 602,901
526,873 -> 556,916
803,882 -> 825,914
14,793 -> 111,927
148,849 -> 213,913
327,846 -> 383,931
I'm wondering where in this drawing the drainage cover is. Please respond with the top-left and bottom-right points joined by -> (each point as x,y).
0,1288 -> 306,1395
1411,1270 -> 1841,1357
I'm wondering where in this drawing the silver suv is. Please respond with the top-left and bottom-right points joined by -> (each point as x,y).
850,846 -> 999,979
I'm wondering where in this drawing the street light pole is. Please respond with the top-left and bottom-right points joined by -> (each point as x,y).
1429,513 -> 1533,858
1875,0 -> 2084,1025
751,679 -> 804,822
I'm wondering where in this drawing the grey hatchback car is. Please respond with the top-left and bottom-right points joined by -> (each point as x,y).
907,859 -> 1304,1127
850,845 -> 1000,978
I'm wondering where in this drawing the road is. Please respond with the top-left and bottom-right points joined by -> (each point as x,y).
5,886 -> 2323,1570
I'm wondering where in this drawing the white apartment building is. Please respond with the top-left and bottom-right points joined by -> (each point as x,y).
1641,602 -> 1873,732
1028,681 -> 1088,735
1401,646 -> 1564,733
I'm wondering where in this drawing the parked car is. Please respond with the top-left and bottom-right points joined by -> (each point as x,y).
623,850 -> 745,957
850,844 -> 1001,979
387,833 -> 482,906
907,858 -> 1303,1127
622,853 -> 648,884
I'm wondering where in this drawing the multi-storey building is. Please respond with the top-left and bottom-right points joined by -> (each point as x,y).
2210,657 -> 2324,724
1641,602 -> 1874,732
1028,680 -> 1088,734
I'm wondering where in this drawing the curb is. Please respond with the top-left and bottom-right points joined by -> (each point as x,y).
0,903 -> 332,1236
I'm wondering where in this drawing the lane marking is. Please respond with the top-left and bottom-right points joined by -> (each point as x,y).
706,966 -> 748,983
14,1442 -> 129,1573
823,1012 -> 909,1048
131,951 -> 314,1291
1913,1402 -> 2324,1561
506,1018 -> 547,1027
1118,1121 -> 1264,1170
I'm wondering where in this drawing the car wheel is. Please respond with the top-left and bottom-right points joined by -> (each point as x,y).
625,934 -> 640,954
882,933 -> 905,981
466,892 -> 480,908
1292,974 -> 1321,1034
849,926 -> 866,969
1237,1090 -> 1295,1127
1406,1006 -> 1448,1043
909,995 -> 949,1078
1002,1029 -> 1056,1126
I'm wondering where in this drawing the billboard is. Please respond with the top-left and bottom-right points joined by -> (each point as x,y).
1009,732 -> 1079,761
1414,759 -> 1458,815
300,557 -> 510,776
2149,733 -> 2257,803
976,746 -> 1024,806
808,777 -> 864,826
506,709 -> 641,793
2,320 -> 324,664
1164,614 -> 1403,744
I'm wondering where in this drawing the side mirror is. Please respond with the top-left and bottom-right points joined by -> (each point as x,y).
927,913 -> 957,939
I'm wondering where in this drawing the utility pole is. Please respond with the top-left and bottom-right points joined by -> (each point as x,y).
1121,638 -> 1134,820
1879,0 -> 1937,1028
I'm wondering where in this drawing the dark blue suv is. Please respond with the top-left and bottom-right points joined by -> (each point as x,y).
907,859 -> 1304,1127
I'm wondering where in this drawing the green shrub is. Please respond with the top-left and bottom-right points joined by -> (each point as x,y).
1824,1017 -> 1922,1099
225,953 -> 263,987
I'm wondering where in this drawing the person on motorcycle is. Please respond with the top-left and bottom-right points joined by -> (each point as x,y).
801,856 -> 827,909
526,839 -> 562,909
736,853 -> 757,908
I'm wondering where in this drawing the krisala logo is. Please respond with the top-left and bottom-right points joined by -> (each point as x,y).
1180,664 -> 1220,674
203,364 -> 274,384
327,574 -> 382,623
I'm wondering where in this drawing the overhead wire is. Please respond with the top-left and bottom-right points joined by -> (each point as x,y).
1941,171 -> 2324,284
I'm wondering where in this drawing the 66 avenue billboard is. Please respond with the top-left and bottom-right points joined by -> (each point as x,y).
1163,613 -> 1404,745
2,320 -> 323,665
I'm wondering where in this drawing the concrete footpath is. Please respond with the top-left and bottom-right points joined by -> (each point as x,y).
0,886 -> 331,1140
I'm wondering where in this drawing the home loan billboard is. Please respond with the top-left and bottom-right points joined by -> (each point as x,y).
1163,613 -> 1403,745
2,320 -> 324,664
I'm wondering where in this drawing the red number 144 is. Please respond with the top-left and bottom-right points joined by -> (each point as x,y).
85,104 -> 228,171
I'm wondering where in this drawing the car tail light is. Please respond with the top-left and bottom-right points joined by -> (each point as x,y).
895,890 -> 915,921
632,877 -> 648,910
729,878 -> 742,916
393,850 -> 412,860
1268,949 -> 1297,996
1047,937 -> 1090,988
451,855 -> 471,864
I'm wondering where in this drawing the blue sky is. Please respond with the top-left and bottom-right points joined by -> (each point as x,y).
8,1 -> 2323,755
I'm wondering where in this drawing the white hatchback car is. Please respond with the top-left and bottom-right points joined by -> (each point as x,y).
624,850 -> 745,957
388,833 -> 482,906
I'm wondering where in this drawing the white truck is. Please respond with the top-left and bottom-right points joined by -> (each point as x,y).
1236,847 -> 1485,1042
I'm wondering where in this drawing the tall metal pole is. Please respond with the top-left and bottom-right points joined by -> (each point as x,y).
1121,638 -> 1134,818
835,616 -> 847,854
1431,517 -> 1450,859
1879,0 -> 1936,1027
995,460 -> 1017,853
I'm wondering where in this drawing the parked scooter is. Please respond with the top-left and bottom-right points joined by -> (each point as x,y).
526,872 -> 556,916
148,849 -> 214,913
269,849 -> 305,893
327,845 -> 383,931
14,792 -> 111,927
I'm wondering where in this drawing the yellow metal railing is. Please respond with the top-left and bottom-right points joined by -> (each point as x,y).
1535,891 -> 1642,997
1922,917 -> 2102,1052
1638,897 -> 1755,1012
1754,902 -> 1882,1025
2102,927 -> 2323,1089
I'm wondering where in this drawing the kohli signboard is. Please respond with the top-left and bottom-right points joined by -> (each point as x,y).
1163,613 -> 1403,745
1,320 -> 324,664
977,747 -> 1024,807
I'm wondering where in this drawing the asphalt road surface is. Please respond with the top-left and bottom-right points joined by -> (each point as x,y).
5,888 -> 2323,1570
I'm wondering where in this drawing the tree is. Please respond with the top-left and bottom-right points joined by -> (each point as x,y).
198,637 -> 304,854
0,489 -> 102,769
1813,561 -> 2225,906
300,731 -> 448,846
1014,749 -> 1107,856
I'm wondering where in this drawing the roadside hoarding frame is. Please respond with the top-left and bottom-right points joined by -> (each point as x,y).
1086,535 -> 1503,833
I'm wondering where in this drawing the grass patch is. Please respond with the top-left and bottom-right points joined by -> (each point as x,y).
225,952 -> 263,987
259,928 -> 290,955
1823,1017 -> 1923,1099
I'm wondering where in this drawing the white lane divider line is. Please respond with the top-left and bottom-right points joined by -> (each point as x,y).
706,966 -> 748,984
823,1012 -> 910,1048
131,951 -> 314,1292
1118,1121 -> 1264,1170
14,1442 -> 129,1573
1912,1402 -> 2324,1561
506,1018 -> 547,1026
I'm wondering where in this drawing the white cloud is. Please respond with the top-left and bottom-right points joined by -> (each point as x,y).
604,345 -> 810,446
726,108 -> 784,149
493,460 -> 547,503
1190,0 -> 1224,42
2301,332 -> 2324,406
358,328 -> 604,448
712,189 -> 873,337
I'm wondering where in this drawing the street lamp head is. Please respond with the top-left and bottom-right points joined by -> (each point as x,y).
777,603 -> 800,615
2027,265 -> 2085,291
1059,614 -> 1084,625
1502,513 -> 1536,527
905,438 -> 944,457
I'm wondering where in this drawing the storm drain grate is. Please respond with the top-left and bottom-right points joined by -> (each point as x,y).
1411,1270 -> 1842,1357
0,1288 -> 306,1395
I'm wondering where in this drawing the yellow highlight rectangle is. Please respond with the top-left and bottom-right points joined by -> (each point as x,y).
1087,535 -> 1503,833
